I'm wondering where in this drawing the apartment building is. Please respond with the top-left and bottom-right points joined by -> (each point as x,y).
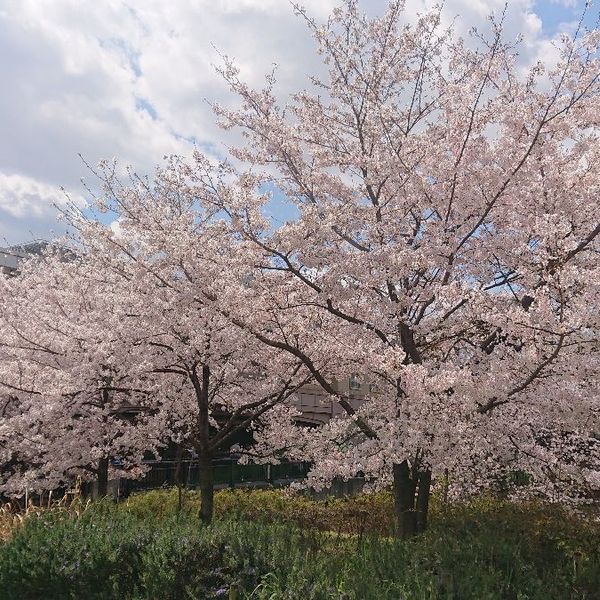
0,241 -> 49,276
293,375 -> 368,426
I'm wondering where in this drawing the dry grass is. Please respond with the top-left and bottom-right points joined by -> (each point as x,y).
0,494 -> 91,541
0,504 -> 24,542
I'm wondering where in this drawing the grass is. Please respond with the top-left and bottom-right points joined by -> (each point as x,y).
1,489 -> 599,599
123,487 -> 396,536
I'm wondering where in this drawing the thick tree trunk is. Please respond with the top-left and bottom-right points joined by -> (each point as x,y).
198,453 -> 214,524
96,457 -> 109,499
393,461 -> 417,538
191,363 -> 215,525
392,461 -> 432,538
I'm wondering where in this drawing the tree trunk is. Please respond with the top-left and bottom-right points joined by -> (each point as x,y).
392,461 -> 432,538
192,363 -> 214,525
198,453 -> 214,524
393,460 -> 417,538
96,457 -> 109,499
416,468 -> 432,533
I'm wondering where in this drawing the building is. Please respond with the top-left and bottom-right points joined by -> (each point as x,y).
293,375 -> 368,426
0,248 -> 20,276
0,241 -> 50,276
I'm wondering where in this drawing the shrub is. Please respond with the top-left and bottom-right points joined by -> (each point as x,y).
123,487 -> 396,535
1,491 -> 599,599
0,503 -> 149,599
122,487 -> 198,521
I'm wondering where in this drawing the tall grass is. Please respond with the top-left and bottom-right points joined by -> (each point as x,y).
0,490 -> 598,599
0,495 -> 91,542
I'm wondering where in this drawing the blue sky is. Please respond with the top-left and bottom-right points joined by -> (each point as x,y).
0,0 -> 596,245
537,1 -> 597,35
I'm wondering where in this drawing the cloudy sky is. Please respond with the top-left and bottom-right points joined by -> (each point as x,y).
0,0 -> 595,245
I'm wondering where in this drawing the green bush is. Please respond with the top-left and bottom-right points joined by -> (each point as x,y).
0,504 -> 252,600
124,487 -> 198,521
0,502 -> 150,599
124,487 -> 396,535
1,491 -> 599,599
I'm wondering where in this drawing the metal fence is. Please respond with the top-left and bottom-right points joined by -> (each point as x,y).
120,459 -> 312,496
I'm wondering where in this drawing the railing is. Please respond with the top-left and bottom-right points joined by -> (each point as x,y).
120,459 -> 312,496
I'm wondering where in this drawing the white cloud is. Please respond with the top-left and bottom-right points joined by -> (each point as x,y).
0,171 -> 85,245
548,0 -> 577,7
0,172 -> 83,219
0,0 -> 580,243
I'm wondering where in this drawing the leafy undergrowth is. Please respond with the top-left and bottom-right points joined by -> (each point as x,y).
125,487 -> 396,536
0,490 -> 599,599
0,496 -> 91,542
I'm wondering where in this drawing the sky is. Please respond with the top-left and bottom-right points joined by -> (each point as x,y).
0,0 -> 596,245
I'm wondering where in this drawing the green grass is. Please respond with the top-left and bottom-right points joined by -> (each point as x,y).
1,490 -> 598,599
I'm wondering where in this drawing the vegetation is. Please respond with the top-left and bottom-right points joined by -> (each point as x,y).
2,1 -> 600,532
124,488 -> 395,536
1,489 -> 599,599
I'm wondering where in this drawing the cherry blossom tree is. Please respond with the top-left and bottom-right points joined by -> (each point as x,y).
0,252 -> 163,499
61,156 -> 312,522
0,160 -> 312,521
2,0 -> 598,538
211,0 -> 600,536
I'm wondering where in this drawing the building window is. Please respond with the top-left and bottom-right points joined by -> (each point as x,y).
349,374 -> 361,391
